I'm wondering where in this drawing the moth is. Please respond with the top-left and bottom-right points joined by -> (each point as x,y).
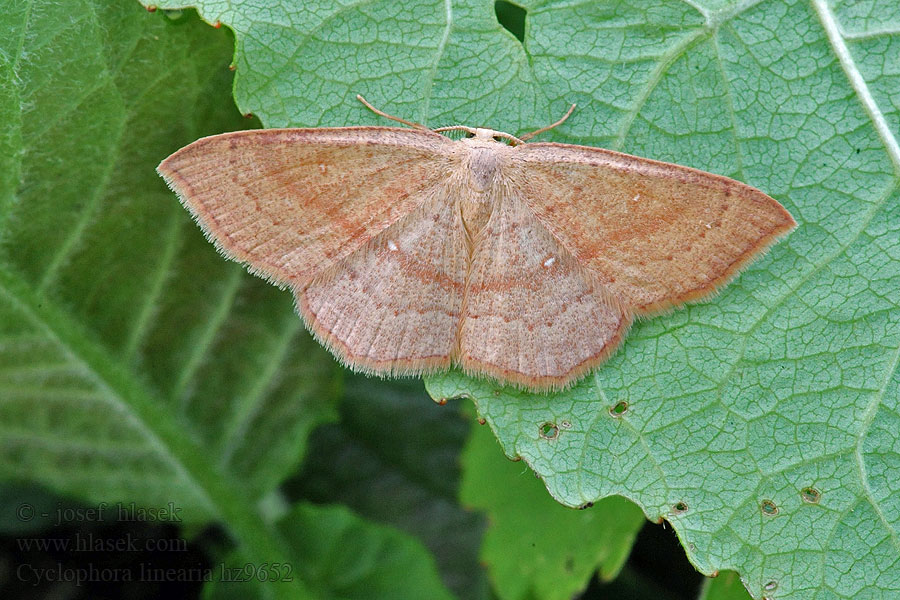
157,96 -> 795,391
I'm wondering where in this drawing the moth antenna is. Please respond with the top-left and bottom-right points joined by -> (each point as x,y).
356,94 -> 429,131
518,103 -> 577,141
433,125 -> 474,135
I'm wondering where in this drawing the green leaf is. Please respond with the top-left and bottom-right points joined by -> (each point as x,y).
424,2 -> 900,598
283,504 -> 455,600
292,375 -> 491,600
207,503 -> 456,600
698,571 -> 755,600
0,2 -> 342,597
460,418 -> 645,600
132,0 -> 900,596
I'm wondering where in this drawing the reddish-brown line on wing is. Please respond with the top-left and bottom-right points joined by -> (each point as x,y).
160,130 -> 453,288
635,207 -> 795,315
514,142 -> 797,315
267,154 -> 426,238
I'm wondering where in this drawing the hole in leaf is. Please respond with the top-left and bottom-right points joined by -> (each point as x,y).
609,401 -> 628,417
539,422 -> 559,439
560,420 -> 572,429
764,580 -> 778,592
800,486 -> 821,504
672,501 -> 688,514
760,499 -> 779,516
494,1 -> 526,43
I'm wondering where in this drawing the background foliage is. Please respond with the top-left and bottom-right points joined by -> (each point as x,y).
1,0 -> 898,598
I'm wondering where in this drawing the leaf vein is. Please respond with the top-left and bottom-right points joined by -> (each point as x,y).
172,266 -> 244,411
813,0 -> 900,174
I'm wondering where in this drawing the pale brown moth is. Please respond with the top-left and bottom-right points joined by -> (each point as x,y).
157,96 -> 795,391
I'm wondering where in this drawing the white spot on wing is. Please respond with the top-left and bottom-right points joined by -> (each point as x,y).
387,240 -> 398,251
543,256 -> 556,267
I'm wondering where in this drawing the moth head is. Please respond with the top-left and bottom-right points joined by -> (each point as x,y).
463,127 -> 524,146
431,124 -> 524,146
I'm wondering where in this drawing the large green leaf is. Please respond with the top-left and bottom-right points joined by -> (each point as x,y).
427,1 -> 900,598
0,2 -> 346,597
142,0 -> 900,597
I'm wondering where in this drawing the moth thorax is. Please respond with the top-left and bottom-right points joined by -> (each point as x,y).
467,146 -> 502,192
